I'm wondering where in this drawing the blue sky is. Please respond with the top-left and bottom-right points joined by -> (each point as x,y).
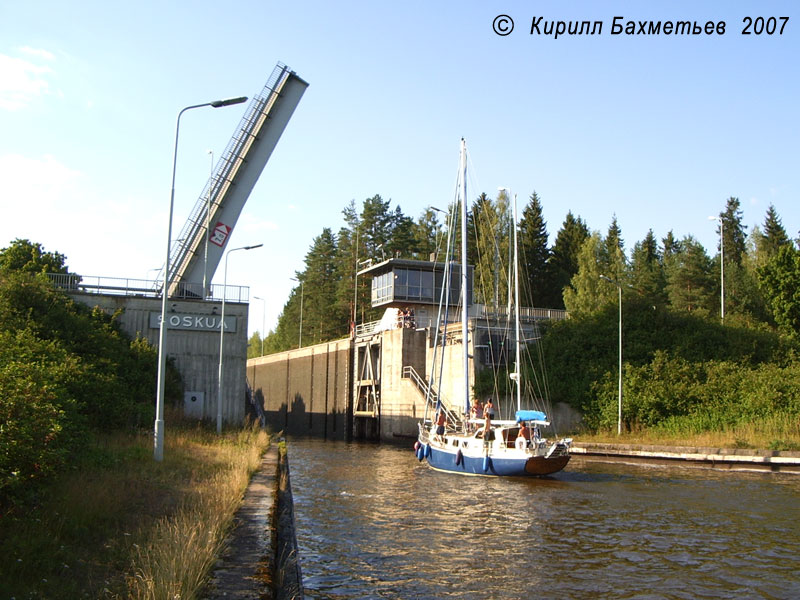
2,1 -> 798,335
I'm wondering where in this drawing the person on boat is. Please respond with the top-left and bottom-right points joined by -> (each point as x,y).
516,422 -> 531,449
481,411 -> 492,441
435,410 -> 447,442
470,400 -> 483,430
485,398 -> 496,421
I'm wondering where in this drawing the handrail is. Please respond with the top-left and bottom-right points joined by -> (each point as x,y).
402,365 -> 461,429
161,63 -> 294,291
47,273 -> 250,303
355,306 -> 566,337
475,304 -> 569,322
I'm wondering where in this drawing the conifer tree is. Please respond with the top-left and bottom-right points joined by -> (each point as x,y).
517,191 -> 551,307
757,204 -> 791,261
665,235 -> 714,314
630,229 -> 667,306
302,228 -> 341,342
563,232 -> 616,315
469,191 -> 510,306
412,207 -> 444,261
758,243 -> 800,336
718,197 -> 748,266
603,215 -> 627,281
548,211 -> 590,309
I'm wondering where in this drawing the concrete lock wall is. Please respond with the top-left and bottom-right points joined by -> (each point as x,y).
68,292 -> 249,425
247,324 -> 483,443
248,339 -> 351,439
376,327 -> 428,439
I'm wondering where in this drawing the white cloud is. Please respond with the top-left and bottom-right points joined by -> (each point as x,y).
0,153 -> 165,277
19,46 -> 55,61
1,153 -> 82,204
0,52 -> 53,110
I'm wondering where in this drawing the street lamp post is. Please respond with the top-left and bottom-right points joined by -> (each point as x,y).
352,227 -> 359,335
708,215 -> 724,323
217,244 -> 263,434
290,277 -> 304,348
154,95 -> 248,462
600,275 -> 623,436
253,295 -> 266,355
203,149 -> 214,297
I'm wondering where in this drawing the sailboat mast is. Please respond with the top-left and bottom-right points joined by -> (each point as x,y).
460,138 -> 470,417
512,193 -> 521,413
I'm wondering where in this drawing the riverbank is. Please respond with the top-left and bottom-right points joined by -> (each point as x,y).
571,441 -> 800,474
202,441 -> 302,599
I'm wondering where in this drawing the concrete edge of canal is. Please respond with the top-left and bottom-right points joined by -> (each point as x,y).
572,442 -> 800,474
202,440 -> 303,600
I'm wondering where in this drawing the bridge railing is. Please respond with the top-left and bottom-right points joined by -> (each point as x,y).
164,63 -> 294,291
48,274 -> 250,303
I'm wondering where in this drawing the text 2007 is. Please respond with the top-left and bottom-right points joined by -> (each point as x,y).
742,16 -> 789,35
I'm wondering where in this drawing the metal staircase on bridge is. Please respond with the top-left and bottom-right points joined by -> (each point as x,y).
402,365 -> 463,430
158,62 -> 308,298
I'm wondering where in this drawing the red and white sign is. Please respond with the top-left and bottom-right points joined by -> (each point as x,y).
210,221 -> 231,247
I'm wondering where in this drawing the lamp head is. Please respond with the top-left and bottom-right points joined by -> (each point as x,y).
211,96 -> 248,108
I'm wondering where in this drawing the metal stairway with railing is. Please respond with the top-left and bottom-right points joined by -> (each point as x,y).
157,62 -> 308,298
402,365 -> 464,430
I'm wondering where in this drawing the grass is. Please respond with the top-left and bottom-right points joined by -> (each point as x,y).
0,410 -> 271,599
575,413 -> 800,451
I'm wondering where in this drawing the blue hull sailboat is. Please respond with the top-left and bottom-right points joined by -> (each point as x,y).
415,139 -> 571,477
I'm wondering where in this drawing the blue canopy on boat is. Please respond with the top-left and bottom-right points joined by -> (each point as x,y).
516,410 -> 547,422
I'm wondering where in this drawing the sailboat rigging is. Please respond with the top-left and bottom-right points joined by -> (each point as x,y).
415,139 -> 572,476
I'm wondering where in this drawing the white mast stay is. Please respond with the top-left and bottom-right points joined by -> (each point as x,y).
512,192 -> 522,414
459,138 -> 470,417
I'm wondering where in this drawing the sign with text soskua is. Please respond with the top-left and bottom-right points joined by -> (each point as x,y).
149,312 -> 237,333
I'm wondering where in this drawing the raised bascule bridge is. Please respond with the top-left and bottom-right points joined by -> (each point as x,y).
52,62 -> 308,427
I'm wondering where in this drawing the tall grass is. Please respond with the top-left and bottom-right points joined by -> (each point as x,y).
126,426 -> 269,599
0,414 -> 271,599
579,412 -> 800,450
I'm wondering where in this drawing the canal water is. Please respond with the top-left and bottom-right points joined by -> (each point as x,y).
287,438 -> 800,599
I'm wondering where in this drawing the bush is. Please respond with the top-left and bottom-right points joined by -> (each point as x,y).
0,329 -> 84,506
541,300 -> 793,422
590,351 -> 800,435
0,269 -> 181,509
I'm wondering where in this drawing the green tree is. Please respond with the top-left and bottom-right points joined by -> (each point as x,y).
719,197 -> 748,266
755,204 -> 791,264
411,207 -> 444,261
387,206 -> 417,259
360,194 -> 394,260
548,211 -> 590,309
302,228 -> 342,343
247,331 -> 263,358
665,235 -> 714,315
563,233 -> 617,315
0,244 -> 175,508
630,229 -> 667,306
334,200 -> 360,328
0,239 -> 70,275
759,244 -> 800,337
469,191 -> 510,307
517,191 -> 552,307
602,215 -> 627,282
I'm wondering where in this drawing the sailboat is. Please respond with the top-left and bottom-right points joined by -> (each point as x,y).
414,139 -> 572,477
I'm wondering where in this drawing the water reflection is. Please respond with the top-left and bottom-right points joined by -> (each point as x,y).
288,438 -> 800,599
